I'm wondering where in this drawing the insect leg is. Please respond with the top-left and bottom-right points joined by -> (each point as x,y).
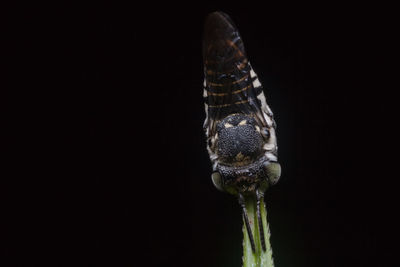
256,190 -> 266,251
238,193 -> 256,253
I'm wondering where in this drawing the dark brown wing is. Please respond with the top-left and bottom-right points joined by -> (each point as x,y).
203,12 -> 267,137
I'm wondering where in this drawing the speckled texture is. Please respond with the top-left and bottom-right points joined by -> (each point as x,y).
216,117 -> 263,164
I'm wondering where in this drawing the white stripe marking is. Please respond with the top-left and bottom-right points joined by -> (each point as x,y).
250,69 -> 257,78
253,78 -> 262,88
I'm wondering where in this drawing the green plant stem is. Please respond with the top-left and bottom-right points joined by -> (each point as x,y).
242,195 -> 274,267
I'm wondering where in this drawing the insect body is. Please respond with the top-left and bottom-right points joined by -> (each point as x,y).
203,12 -> 281,253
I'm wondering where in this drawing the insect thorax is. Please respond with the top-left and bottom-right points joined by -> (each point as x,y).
216,114 -> 263,165
212,114 -> 269,194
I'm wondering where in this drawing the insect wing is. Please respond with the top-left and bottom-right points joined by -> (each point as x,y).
203,12 -> 268,137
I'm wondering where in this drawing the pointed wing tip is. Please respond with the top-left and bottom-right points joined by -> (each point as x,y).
203,11 -> 243,59
206,11 -> 230,21
204,11 -> 236,32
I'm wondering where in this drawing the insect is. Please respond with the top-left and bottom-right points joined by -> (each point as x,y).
202,12 -> 281,253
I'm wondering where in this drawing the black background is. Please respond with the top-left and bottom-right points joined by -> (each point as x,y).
3,2 -> 398,267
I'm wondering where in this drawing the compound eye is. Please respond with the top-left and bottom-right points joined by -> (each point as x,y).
262,128 -> 270,139
263,162 -> 281,185
211,172 -> 224,192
